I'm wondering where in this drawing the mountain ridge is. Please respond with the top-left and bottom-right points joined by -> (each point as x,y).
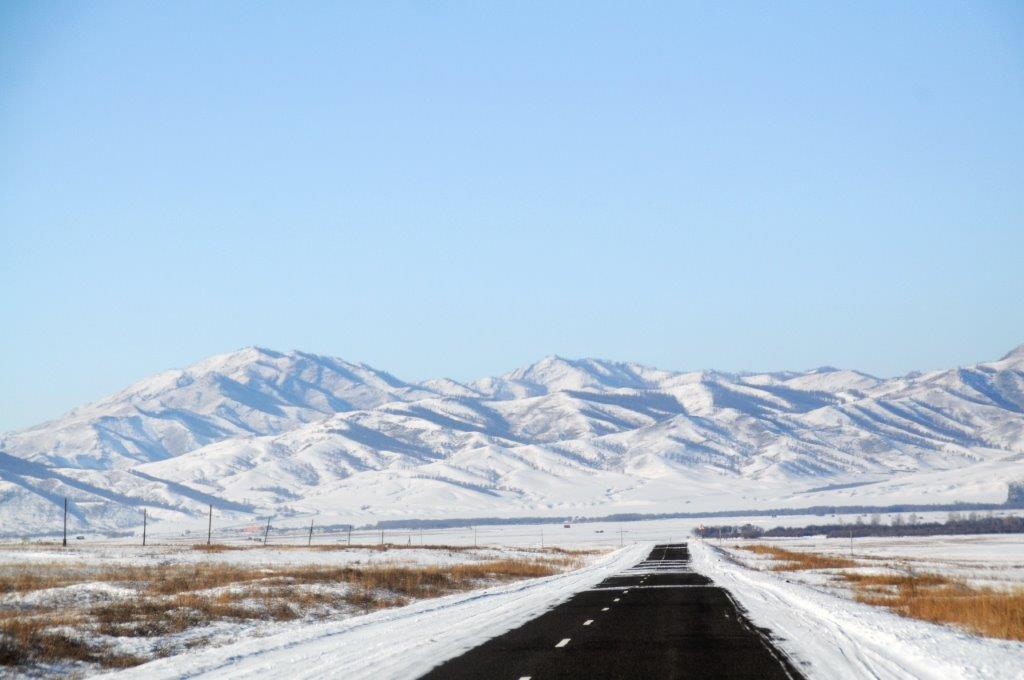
2,345 -> 1023,535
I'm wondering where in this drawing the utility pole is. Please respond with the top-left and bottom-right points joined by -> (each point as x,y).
347,525 -> 352,545
849,529 -> 853,558
308,519 -> 314,547
207,504 -> 213,545
540,528 -> 544,549
619,529 -> 623,547
263,517 -> 271,546
62,497 -> 68,547
142,508 -> 147,547
473,526 -> 477,548
380,530 -> 384,546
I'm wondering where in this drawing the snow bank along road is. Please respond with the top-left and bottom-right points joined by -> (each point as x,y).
421,543 -> 804,679
691,540 -> 1024,680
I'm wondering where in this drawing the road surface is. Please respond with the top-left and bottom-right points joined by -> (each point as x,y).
420,543 -> 805,679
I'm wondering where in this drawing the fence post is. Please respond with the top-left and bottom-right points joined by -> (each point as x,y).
348,525 -> 352,545
207,504 -> 213,545
62,497 -> 68,547
142,508 -> 147,546
263,517 -> 271,546
308,519 -> 314,547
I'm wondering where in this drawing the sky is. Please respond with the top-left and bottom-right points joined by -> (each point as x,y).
1,1 -> 1023,431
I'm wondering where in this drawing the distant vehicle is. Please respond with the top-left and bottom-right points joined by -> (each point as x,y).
75,535 -> 85,540
595,530 -> 604,534
563,523 -> 571,528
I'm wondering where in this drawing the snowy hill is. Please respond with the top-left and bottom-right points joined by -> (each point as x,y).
2,345 -> 1024,535
0,347 -> 434,469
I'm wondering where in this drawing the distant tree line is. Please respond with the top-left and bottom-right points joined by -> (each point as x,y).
693,523 -> 769,539
692,512 -> 1024,540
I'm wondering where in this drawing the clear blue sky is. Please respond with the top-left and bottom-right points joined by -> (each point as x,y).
2,1 -> 1022,431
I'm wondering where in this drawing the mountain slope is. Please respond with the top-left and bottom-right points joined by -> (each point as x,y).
0,347 -> 435,469
2,345 -> 1023,534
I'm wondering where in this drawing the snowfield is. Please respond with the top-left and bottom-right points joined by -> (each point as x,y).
98,544 -> 648,680
694,537 -> 1024,679
60,533 -> 1018,680
730,533 -> 1024,589
1,526 -> 1022,677
0,542 -> 559,569
0,541 -> 610,678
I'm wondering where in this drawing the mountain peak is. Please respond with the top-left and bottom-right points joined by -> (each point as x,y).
507,354 -> 575,377
482,355 -> 669,397
2,347 -> 429,468
999,344 -> 1024,363
188,345 -> 285,373
5,346 -> 1024,536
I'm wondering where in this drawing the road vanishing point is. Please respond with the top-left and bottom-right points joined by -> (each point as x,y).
420,543 -> 806,680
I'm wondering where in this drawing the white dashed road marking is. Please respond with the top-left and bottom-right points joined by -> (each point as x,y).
583,619 -> 594,626
588,585 -> 713,591
555,638 -> 571,648
601,607 -> 609,611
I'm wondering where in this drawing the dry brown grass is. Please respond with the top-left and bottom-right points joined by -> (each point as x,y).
740,544 -> 857,570
159,556 -> 573,596
191,544 -> 244,553
190,542 -> 599,555
84,559 -> 547,638
0,617 -> 144,668
839,571 -> 954,589
845,569 -> 1024,641
0,555 -> 575,597
0,553 -> 579,670
91,590 -> 301,638
738,545 -> 1024,641
0,562 -> 254,595
0,564 -> 87,594
245,557 -> 572,603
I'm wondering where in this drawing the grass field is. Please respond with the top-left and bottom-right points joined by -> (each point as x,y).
735,539 -> 1024,642
0,542 -> 596,677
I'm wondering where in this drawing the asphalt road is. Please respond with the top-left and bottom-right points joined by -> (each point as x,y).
419,543 -> 805,680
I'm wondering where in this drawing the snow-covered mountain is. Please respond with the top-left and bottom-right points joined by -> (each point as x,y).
0,347 -> 433,469
2,345 -> 1023,535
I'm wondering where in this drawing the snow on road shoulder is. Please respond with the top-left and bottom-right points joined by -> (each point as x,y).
690,539 -> 1024,680
101,543 -> 650,680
